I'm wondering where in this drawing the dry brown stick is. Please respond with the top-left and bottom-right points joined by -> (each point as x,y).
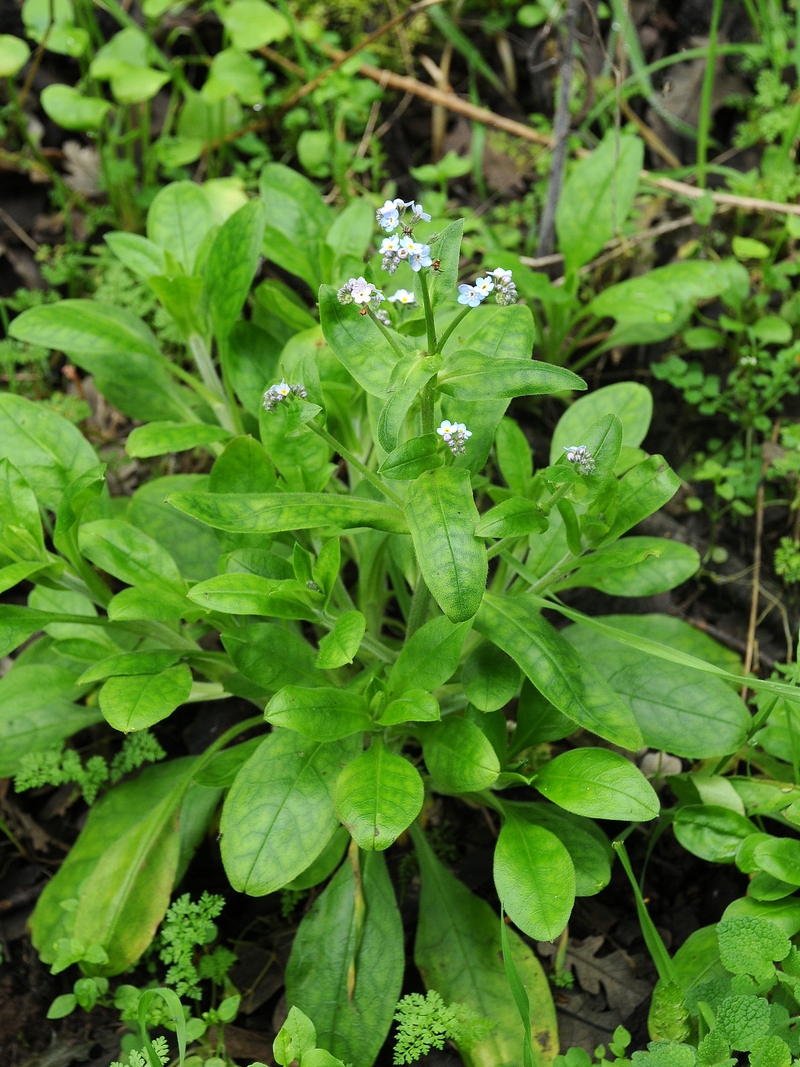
521,212 -> 697,270
620,98 -> 681,169
642,172 -> 800,218
0,206 -> 39,252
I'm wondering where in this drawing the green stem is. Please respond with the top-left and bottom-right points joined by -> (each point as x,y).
187,334 -> 236,433
419,380 -> 436,436
310,422 -> 405,507
436,305 -> 471,354
696,0 -> 723,188
366,307 -> 405,359
419,271 -> 437,355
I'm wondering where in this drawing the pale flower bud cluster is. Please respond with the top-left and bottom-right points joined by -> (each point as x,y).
564,445 -> 595,475
263,380 -> 307,412
337,276 -> 384,309
488,267 -> 518,306
437,419 -> 472,456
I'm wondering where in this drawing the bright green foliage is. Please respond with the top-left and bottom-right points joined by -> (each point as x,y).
110,1035 -> 170,1067
632,1043 -> 698,1067
392,990 -> 495,1064
716,917 -> 790,981
157,892 -> 227,999
15,747 -> 109,804
715,995 -> 770,1051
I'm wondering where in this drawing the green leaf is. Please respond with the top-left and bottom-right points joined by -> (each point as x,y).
204,46 -> 264,104
259,162 -> 330,289
129,474 -> 220,582
40,84 -> 111,130
285,851 -> 404,1066
378,353 -> 443,453
753,839 -> 800,885
411,823 -> 558,1067
78,650 -> 182,685
563,623 -> 749,759
266,686 -> 371,740
475,497 -> 548,539
495,417 -> 533,496
559,537 -> 700,596
286,826 -> 350,891
534,749 -> 659,820
674,805 -> 757,862
326,198 -> 374,263
222,623 -> 321,690
415,219 -> 464,309
0,34 -> 30,76
377,690 -> 440,725
0,458 -> 45,558
47,993 -> 77,1019
476,593 -> 642,750
10,298 -> 159,359
22,0 -> 89,56
494,815 -> 575,941
210,435 -> 276,493
147,180 -> 215,273
389,615 -> 472,695
503,801 -> 612,898
222,0 -> 290,50
319,285 -> 409,398
188,573 -> 317,619
378,434 -> 443,480
440,350 -> 585,401
316,611 -> 366,668
169,491 -> 408,534
0,664 -> 102,776
30,759 -> 202,973
79,519 -> 184,591
104,232 -> 166,280
334,740 -> 424,850
220,731 -> 359,894
0,393 -> 99,510
723,896 -> 800,938
126,422 -> 232,458
462,641 -> 521,712
107,585 -> 191,622
99,663 -> 193,731
205,198 -> 267,343
511,680 -> 578,751
555,132 -> 644,274
602,455 -> 680,544
550,382 -> 653,463
405,468 -> 487,623
421,716 -> 500,793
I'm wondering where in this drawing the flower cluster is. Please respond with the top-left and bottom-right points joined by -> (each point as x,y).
489,267 -> 518,306
458,268 -> 518,308
337,276 -> 384,310
437,419 -> 472,456
376,198 -> 431,233
263,380 -> 307,411
380,234 -> 433,274
564,445 -> 595,475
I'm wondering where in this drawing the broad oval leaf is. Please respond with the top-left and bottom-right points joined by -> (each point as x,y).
476,593 -> 642,750
333,742 -> 424,850
10,299 -> 160,359
405,468 -> 487,623
378,689 -> 441,725
78,650 -> 183,685
378,434 -> 443,480
753,838 -> 800,886
601,455 -> 680,545
147,180 -> 215,272
316,611 -> 366,669
389,615 -> 472,696
674,805 -> 758,863
534,749 -> 659,821
564,623 -> 749,759
411,823 -> 558,1067
494,816 -> 575,941
265,686 -> 370,741
169,490 -> 407,534
126,422 -> 232,458
285,851 -> 404,1067
99,664 -> 193,731
0,394 -> 98,511
421,716 -> 500,793
550,382 -> 653,463
440,350 -> 585,401
560,537 -> 700,597
475,497 -> 548,539
40,84 -> 111,130
187,573 -> 316,619
319,284 -> 411,398
462,642 -> 521,712
205,197 -> 267,342
79,519 -> 185,591
220,730 -> 359,895
222,623 -> 321,690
